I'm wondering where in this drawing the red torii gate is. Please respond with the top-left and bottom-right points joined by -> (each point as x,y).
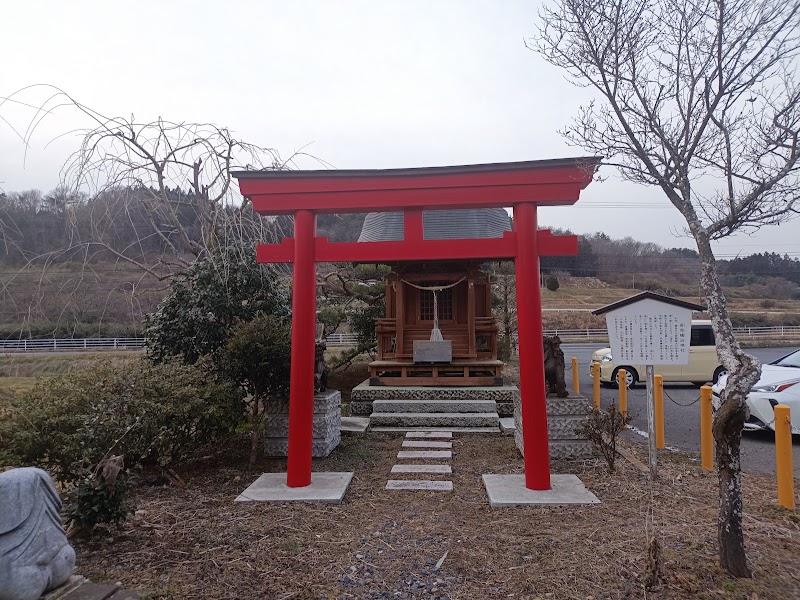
234,157 -> 601,491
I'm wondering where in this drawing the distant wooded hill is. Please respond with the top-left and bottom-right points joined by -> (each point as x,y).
1,187 -> 798,337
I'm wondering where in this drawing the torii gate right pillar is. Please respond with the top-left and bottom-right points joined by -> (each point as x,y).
514,202 -> 550,490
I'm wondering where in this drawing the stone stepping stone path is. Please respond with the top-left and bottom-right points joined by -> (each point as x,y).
396,450 -> 452,459
386,431 -> 454,492
386,480 -> 453,491
390,464 -> 452,474
401,440 -> 452,449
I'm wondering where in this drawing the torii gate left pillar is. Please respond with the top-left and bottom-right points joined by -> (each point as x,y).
286,210 -> 317,486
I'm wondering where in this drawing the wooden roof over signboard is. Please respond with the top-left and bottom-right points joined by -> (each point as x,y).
591,291 -> 706,315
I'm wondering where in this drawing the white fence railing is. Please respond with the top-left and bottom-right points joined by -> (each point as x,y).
2,326 -> 799,353
543,325 -> 800,340
323,333 -> 360,348
0,334 -> 363,352
0,337 -> 147,352
543,325 -> 800,341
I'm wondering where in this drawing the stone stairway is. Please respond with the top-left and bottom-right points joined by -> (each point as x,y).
369,398 -> 500,430
351,381 -> 519,420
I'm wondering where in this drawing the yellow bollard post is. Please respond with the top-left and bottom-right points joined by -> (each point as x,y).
592,362 -> 600,411
618,368 -> 628,425
655,374 -> 665,449
774,404 -> 795,510
700,386 -> 713,471
572,357 -> 580,395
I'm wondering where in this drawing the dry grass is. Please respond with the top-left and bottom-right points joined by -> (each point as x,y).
0,352 -> 142,418
74,435 -> 800,600
541,283 -> 800,312
327,361 -> 371,405
0,351 -> 141,378
0,376 -> 37,396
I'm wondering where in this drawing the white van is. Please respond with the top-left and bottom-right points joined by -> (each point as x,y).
589,320 -> 726,387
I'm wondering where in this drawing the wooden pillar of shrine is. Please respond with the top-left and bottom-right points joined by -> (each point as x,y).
467,275 -> 476,358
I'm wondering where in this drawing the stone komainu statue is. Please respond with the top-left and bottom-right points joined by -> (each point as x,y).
314,340 -> 328,393
314,323 -> 328,393
0,468 -> 76,600
543,335 -> 569,398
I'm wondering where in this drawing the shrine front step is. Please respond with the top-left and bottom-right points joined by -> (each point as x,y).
370,411 -> 500,428
371,426 -> 500,433
372,399 -> 497,414
351,379 -> 519,418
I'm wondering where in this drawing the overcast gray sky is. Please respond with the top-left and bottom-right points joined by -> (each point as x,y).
1,0 -> 798,260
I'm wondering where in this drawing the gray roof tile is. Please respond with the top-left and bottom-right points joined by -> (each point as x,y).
358,208 -> 511,242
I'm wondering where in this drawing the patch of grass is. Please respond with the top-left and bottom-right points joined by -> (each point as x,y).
316,436 -> 382,475
327,361 -> 370,403
0,351 -> 140,378
723,580 -> 737,594
279,539 -> 302,553
0,377 -> 38,395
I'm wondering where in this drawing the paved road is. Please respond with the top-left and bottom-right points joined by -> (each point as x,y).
563,343 -> 800,475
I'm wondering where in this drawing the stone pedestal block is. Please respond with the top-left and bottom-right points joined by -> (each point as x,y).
264,389 -> 341,458
514,393 -> 593,460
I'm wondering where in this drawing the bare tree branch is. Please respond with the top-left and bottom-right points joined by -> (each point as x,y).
534,0 -> 800,578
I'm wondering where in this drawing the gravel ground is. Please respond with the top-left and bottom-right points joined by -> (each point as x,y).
75,433 -> 800,599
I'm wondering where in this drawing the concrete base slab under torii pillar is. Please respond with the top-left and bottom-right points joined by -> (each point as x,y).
235,472 -> 354,504
481,474 -> 600,508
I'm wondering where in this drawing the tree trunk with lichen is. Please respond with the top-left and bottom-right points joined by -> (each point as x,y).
693,226 -> 760,578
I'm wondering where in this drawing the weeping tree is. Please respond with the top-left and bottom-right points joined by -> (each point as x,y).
533,0 -> 799,577
0,86 -> 303,336
2,85 -> 298,280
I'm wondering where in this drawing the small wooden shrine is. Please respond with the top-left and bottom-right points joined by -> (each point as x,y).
370,261 -> 501,385
361,208 -> 510,386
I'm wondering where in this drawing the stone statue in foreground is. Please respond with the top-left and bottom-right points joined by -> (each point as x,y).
0,467 -> 76,600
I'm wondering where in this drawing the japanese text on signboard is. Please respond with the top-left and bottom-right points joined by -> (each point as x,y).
611,314 -> 689,365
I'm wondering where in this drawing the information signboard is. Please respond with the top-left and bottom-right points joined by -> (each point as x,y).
594,292 -> 705,481
605,298 -> 692,365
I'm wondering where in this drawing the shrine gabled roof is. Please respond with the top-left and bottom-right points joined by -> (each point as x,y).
358,208 -> 511,242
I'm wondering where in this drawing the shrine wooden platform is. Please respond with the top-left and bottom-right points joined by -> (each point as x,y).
368,359 -> 503,386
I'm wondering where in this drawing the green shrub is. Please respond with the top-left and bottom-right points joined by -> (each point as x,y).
348,301 -> 386,353
145,244 -> 288,364
545,275 -> 560,291
6,357 -> 245,483
65,475 -> 133,528
216,314 -> 292,467
578,401 -> 630,473
0,388 -> 19,467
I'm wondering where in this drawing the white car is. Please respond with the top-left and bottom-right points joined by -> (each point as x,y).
712,348 -> 800,434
